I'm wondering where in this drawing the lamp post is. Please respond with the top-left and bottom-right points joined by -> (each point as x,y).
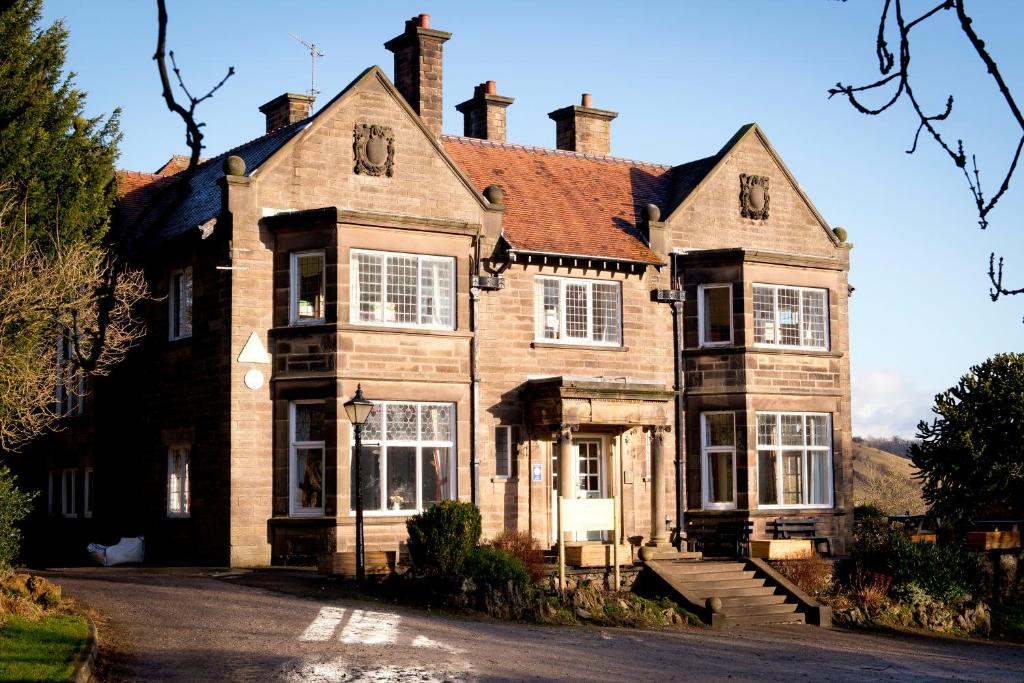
343,384 -> 373,582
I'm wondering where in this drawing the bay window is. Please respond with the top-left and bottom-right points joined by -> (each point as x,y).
535,276 -> 622,346
352,401 -> 454,513
753,284 -> 828,349
290,402 -> 326,516
350,249 -> 454,329
756,412 -> 832,508
698,284 -> 733,347
290,251 -> 326,324
701,412 -> 736,509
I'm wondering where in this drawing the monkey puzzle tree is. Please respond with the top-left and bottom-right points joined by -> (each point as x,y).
909,353 -> 1024,524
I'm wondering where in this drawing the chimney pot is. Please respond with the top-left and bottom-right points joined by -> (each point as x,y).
581,93 -> 593,108
419,13 -> 430,28
486,80 -> 497,96
258,92 -> 314,134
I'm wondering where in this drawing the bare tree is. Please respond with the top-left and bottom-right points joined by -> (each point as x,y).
830,0 -> 1024,309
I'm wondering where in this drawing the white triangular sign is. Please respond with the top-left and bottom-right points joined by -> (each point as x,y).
237,331 -> 270,364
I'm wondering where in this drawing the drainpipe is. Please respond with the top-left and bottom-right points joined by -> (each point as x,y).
672,264 -> 687,550
469,240 -> 482,508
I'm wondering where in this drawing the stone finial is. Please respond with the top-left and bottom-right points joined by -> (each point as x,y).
706,597 -> 724,614
643,203 -> 661,223
484,184 -> 505,205
833,226 -> 848,243
223,155 -> 246,176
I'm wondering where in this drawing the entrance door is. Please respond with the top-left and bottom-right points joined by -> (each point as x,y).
575,439 -> 605,540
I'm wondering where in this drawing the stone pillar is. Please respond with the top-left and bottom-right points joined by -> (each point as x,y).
558,424 -> 576,542
644,426 -> 672,555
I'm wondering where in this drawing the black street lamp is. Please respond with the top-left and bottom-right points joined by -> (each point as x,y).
343,384 -> 374,582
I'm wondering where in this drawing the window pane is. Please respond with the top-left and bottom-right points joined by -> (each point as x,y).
708,451 -> 734,504
807,415 -> 829,446
386,404 -> 418,440
802,290 -> 826,348
591,283 -> 620,343
564,283 -> 588,338
781,414 -> 804,446
421,446 -> 452,508
296,253 -> 324,320
541,279 -> 560,339
294,403 -> 325,442
753,286 -> 775,344
808,451 -> 830,505
777,287 -> 800,346
702,286 -> 731,343
181,268 -> 193,336
386,255 -> 418,324
295,447 -> 324,510
362,405 -> 382,441
495,427 -> 510,478
419,258 -> 452,327
758,451 -> 778,505
386,446 -> 417,510
354,252 -> 383,322
756,414 -> 777,446
353,444 -> 381,511
782,452 -> 803,505
705,413 -> 735,447
421,404 -> 451,441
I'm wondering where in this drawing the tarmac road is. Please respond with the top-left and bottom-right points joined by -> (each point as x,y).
42,567 -> 1024,682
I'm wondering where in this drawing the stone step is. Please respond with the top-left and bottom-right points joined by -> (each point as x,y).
665,561 -> 746,574
718,611 -> 806,627
720,602 -> 799,618
684,577 -> 766,591
691,585 -> 778,599
675,570 -> 756,583
719,593 -> 787,607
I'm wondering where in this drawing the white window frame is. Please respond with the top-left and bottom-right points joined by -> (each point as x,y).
61,468 -> 76,518
495,425 -> 515,479
349,249 -> 456,331
290,250 -> 327,326
700,412 -> 738,510
167,445 -> 191,518
290,401 -> 327,517
351,401 -> 456,516
752,284 -> 829,350
534,276 -> 623,346
84,467 -> 94,519
55,333 -> 84,417
168,266 -> 193,340
755,411 -> 834,510
698,284 -> 733,348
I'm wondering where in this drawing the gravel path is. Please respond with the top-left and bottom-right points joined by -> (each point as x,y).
42,567 -> 1024,682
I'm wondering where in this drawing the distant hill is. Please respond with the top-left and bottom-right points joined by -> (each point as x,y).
852,442 -> 926,515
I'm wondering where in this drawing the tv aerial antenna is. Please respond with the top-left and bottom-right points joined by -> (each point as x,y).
290,33 -> 324,100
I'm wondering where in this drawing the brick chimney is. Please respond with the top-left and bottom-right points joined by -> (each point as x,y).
455,81 -> 514,142
258,93 -> 315,134
547,93 -> 619,155
384,13 -> 452,137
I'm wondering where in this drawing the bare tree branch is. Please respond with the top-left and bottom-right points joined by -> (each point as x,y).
831,0 -> 1024,311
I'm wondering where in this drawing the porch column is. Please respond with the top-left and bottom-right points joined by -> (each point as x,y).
558,424 -> 577,542
647,425 -> 671,548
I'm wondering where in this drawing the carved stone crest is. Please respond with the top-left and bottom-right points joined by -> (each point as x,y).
353,123 -> 395,177
739,174 -> 770,220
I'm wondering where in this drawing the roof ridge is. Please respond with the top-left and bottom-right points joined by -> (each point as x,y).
442,134 -> 673,170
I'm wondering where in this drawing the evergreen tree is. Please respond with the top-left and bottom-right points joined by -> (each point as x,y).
0,0 -> 121,247
910,353 -> 1024,524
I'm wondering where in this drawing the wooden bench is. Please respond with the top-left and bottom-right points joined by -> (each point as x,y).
766,517 -> 837,556
687,519 -> 754,557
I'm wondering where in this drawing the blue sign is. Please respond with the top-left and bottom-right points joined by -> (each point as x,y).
531,463 -> 543,482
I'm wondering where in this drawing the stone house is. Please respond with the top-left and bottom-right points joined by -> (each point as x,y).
29,14 -> 854,567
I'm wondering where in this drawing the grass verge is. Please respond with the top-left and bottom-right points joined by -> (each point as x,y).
0,613 -> 90,683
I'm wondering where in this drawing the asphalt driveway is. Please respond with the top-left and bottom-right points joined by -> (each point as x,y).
42,567 -> 1024,682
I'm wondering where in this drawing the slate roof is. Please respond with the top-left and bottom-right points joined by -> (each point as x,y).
443,136 -> 675,264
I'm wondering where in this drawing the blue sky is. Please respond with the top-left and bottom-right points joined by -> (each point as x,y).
43,1 -> 1024,437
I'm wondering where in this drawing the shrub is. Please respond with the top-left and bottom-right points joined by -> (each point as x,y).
885,533 -> 980,604
850,569 -> 892,617
773,553 -> 834,597
0,467 -> 35,570
406,500 -> 481,576
489,530 -> 546,583
465,547 -> 530,589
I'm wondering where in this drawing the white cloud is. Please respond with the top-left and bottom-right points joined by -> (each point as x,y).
852,371 -> 934,438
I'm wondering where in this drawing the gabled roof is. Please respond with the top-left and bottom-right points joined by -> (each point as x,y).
444,136 -> 672,264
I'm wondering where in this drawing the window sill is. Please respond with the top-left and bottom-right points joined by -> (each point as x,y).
166,514 -> 191,520
347,510 -> 419,518
340,323 -> 471,339
167,334 -> 193,344
683,345 -> 842,358
491,477 -> 518,483
269,323 -> 335,337
755,505 -> 834,511
531,341 -> 628,352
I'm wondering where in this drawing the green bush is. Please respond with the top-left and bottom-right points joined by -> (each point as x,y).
465,547 -> 530,589
0,467 -> 36,569
406,500 -> 481,576
885,533 -> 980,604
